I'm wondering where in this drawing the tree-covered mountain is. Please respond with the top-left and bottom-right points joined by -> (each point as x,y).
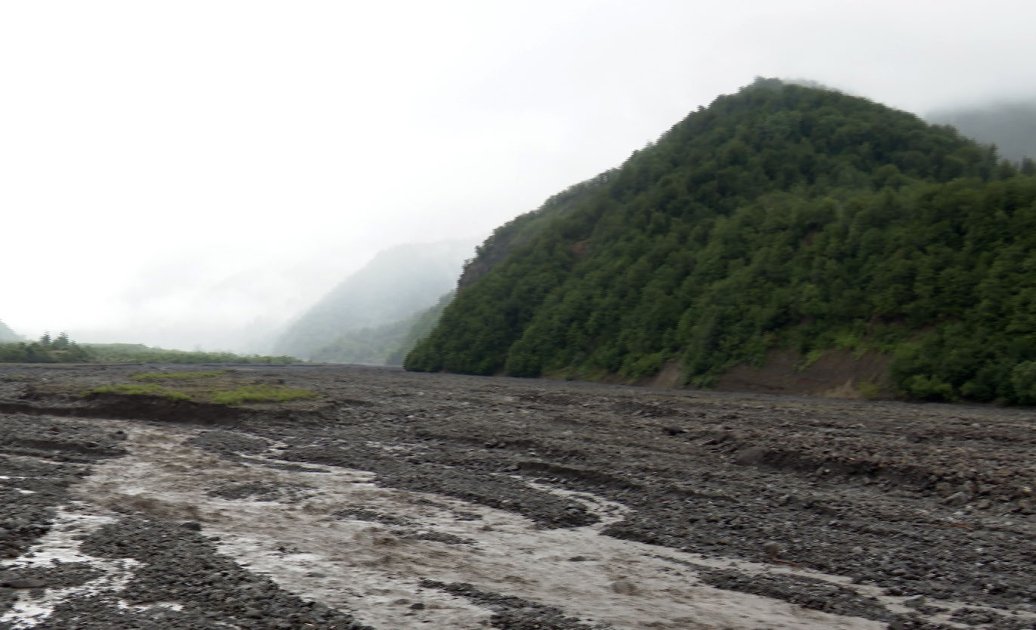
406,78 -> 1036,404
927,99 -> 1036,165
0,319 -> 19,342
273,241 -> 472,361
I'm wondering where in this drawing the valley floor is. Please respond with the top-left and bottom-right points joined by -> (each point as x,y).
0,364 -> 1033,629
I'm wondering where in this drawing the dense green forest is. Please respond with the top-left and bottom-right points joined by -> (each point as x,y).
0,334 -> 298,364
407,78 -> 1036,404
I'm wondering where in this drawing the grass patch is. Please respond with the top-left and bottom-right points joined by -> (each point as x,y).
797,348 -> 825,371
856,380 -> 882,400
131,370 -> 226,382
88,384 -> 192,402
210,384 -> 319,405
86,374 -> 320,406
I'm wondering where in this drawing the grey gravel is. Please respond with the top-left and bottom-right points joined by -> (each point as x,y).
1,363 -> 1035,629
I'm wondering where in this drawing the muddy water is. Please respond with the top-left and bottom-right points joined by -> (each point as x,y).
4,409 -> 1031,630
35,421 -> 895,630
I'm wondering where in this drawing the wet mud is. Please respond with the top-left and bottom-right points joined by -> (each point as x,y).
0,364 -> 1034,629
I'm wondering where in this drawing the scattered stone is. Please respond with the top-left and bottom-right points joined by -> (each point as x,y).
762,541 -> 785,558
610,579 -> 637,595
735,447 -> 768,466
2,577 -> 46,589
3,364 -> 1036,627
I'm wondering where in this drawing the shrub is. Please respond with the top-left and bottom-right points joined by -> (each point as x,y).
905,374 -> 956,401
1009,361 -> 1036,405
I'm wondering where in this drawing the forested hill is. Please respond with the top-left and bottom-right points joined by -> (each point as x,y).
406,78 -> 1036,404
457,170 -> 614,289
0,320 -> 20,342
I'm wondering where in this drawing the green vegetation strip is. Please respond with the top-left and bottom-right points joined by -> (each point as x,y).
0,337 -> 302,365
130,371 -> 226,381
89,384 -> 192,402
87,380 -> 319,405
209,385 -> 319,404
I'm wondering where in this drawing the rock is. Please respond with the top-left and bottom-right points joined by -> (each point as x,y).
943,491 -> 969,506
735,447 -> 767,466
3,578 -> 46,589
243,606 -> 263,619
610,579 -> 637,595
762,541 -> 785,558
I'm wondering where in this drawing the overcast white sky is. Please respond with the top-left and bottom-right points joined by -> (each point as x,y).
2,0 -> 1035,351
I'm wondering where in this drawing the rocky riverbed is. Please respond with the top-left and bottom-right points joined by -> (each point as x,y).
0,364 -> 1033,629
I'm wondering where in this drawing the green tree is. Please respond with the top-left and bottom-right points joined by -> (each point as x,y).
406,78 -> 1036,404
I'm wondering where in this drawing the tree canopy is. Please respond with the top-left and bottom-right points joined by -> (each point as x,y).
406,79 -> 1036,404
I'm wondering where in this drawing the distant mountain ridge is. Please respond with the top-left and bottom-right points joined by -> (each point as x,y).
927,100 -> 1036,164
407,78 -> 1036,404
273,241 -> 472,361
308,290 -> 454,366
0,319 -> 20,342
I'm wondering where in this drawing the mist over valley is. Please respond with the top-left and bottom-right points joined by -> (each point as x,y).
271,240 -> 474,362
